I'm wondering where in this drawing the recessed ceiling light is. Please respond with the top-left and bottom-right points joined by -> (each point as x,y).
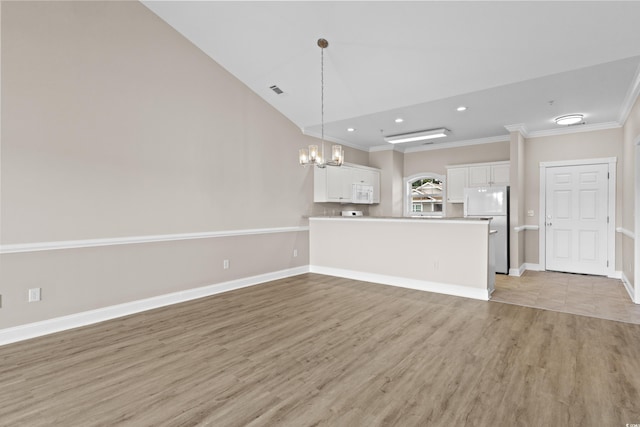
554,114 -> 584,125
457,106 -> 467,112
395,118 -> 404,123
347,127 -> 356,132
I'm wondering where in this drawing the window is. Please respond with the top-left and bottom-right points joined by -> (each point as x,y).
404,173 -> 446,217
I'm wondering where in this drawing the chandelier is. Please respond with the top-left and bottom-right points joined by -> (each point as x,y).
299,38 -> 344,168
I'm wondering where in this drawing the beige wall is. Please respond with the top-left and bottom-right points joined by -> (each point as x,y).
1,1 -> 313,243
622,96 -> 640,290
403,141 -> 510,216
0,1 -> 365,329
1,231 -> 309,329
368,149 -> 403,216
509,131 -> 526,271
523,128 -> 624,267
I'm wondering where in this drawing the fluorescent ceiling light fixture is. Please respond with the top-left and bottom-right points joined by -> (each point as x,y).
385,128 -> 449,144
554,114 -> 583,125
395,118 -> 404,123
347,127 -> 356,132
457,106 -> 467,112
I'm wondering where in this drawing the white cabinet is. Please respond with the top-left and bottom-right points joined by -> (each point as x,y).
468,165 -> 491,187
325,167 -> 352,202
446,161 -> 510,203
314,163 -> 380,204
467,162 -> 510,187
491,163 -> 510,186
446,167 -> 468,203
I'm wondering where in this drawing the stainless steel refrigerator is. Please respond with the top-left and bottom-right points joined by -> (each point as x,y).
463,186 -> 510,274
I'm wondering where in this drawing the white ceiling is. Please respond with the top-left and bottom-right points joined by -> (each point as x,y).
142,1 -> 640,152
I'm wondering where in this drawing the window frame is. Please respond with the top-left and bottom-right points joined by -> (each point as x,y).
404,172 -> 446,217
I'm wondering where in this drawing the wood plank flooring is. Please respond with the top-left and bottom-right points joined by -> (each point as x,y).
493,270 -> 640,324
1,273 -> 640,426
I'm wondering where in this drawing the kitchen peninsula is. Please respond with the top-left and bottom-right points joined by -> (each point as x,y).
309,216 -> 495,300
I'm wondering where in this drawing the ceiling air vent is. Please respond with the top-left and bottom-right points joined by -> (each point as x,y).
269,85 -> 284,95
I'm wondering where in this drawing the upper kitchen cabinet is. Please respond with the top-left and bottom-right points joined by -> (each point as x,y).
468,161 -> 510,187
314,163 -> 380,204
447,161 -> 510,203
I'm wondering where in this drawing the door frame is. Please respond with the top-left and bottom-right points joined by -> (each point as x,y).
538,157 -> 617,277
635,139 -> 640,303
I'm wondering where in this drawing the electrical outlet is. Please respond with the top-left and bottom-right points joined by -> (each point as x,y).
223,259 -> 229,270
28,288 -> 41,302
527,210 -> 534,217
293,249 -> 298,257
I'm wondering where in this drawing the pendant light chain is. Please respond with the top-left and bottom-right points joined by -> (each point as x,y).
298,38 -> 343,167
320,42 -> 325,160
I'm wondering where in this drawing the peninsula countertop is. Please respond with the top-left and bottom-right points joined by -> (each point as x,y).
307,215 -> 492,223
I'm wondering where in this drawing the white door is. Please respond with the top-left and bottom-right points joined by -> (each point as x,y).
545,164 -> 609,275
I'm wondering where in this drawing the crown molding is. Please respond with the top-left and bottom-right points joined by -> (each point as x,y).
525,121 -> 621,139
618,61 -> 640,125
504,123 -> 529,137
301,128 -> 369,152
369,145 -> 400,153
401,135 -> 510,153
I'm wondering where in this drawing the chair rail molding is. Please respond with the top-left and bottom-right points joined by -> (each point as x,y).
0,226 -> 310,254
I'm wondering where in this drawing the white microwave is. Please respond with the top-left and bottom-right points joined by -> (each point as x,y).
352,183 -> 373,204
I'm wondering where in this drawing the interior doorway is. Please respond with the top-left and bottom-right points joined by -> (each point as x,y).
539,158 -> 616,277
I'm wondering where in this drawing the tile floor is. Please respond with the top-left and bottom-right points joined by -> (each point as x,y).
492,270 -> 640,324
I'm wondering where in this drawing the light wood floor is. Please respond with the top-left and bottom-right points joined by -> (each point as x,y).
493,270 -> 640,324
2,273 -> 640,426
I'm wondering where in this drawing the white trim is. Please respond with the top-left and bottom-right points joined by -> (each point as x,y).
403,172 -> 446,218
402,135 -> 509,153
619,61 -> 640,125
504,123 -> 529,137
616,227 -> 635,240
309,217 -> 487,226
0,226 -> 309,255
508,263 -> 541,276
635,135 -> 640,304
513,225 -> 539,232
309,266 -> 489,301
508,263 -> 527,277
539,157 -> 618,168
539,157 -> 617,276
301,128 -> 366,152
0,266 -> 310,346
445,159 -> 510,170
526,121 -> 621,139
523,263 -> 542,272
621,271 -> 638,304
608,270 -> 622,279
369,145 -> 400,153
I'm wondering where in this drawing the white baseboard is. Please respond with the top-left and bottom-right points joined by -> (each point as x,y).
509,263 -> 541,276
621,271 -> 638,304
310,266 -> 490,301
608,270 -> 623,279
0,266 -> 310,346
509,264 -> 527,277
524,263 -> 542,271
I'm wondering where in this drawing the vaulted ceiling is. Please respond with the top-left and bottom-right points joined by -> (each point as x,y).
143,1 -> 640,152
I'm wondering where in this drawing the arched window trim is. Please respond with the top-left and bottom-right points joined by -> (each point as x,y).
404,172 -> 446,217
